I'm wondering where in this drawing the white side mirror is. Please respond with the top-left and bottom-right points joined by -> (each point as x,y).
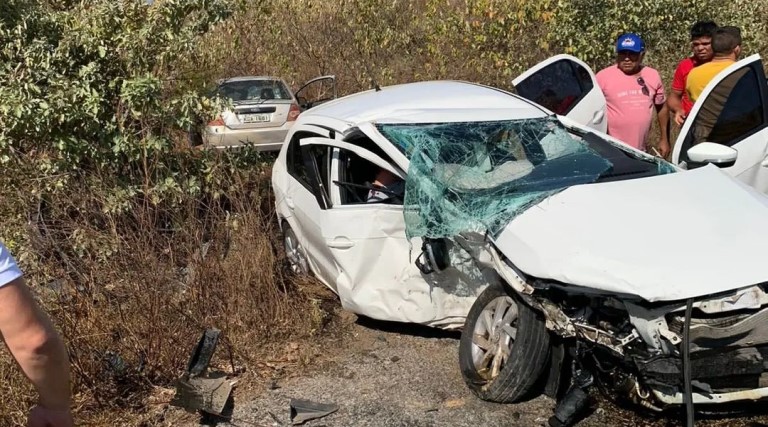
686,142 -> 738,168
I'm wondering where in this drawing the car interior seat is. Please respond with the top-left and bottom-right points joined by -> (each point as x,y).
340,154 -> 378,203
260,88 -> 275,100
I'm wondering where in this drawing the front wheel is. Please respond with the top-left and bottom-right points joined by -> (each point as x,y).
459,281 -> 551,403
283,223 -> 309,275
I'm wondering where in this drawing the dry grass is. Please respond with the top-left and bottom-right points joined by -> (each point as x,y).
0,152 -> 337,426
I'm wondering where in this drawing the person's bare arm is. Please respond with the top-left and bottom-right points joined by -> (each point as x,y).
667,89 -> 687,126
655,102 -> 671,158
667,89 -> 683,114
0,277 -> 72,426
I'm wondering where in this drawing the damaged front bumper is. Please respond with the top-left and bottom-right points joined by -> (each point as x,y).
651,386 -> 768,405
516,271 -> 768,408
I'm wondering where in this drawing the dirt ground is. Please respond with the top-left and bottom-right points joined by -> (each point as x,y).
161,306 -> 768,427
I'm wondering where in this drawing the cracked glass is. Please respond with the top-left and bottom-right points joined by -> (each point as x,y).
377,117 -> 675,240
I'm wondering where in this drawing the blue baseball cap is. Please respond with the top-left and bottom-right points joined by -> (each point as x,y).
616,33 -> 645,53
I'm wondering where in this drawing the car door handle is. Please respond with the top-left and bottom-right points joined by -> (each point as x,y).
591,110 -> 605,124
327,238 -> 354,249
762,155 -> 768,167
285,196 -> 295,210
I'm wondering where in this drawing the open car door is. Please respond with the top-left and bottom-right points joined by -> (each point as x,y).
297,136 -> 486,328
294,75 -> 337,111
513,54 -> 607,133
671,54 -> 768,193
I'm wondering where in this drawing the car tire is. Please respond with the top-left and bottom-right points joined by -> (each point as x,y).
282,222 -> 309,275
188,129 -> 203,148
459,281 -> 551,403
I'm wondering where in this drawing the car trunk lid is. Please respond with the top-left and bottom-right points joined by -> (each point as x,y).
222,100 -> 292,129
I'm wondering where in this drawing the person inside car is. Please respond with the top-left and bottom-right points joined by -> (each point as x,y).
366,168 -> 405,203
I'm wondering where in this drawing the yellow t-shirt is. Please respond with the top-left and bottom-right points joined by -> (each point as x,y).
686,60 -> 735,103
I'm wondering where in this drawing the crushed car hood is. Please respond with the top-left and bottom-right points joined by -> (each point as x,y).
494,165 -> 768,302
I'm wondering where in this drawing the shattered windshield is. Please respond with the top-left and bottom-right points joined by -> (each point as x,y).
377,117 -> 675,240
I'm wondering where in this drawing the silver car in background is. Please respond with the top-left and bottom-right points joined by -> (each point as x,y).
191,75 -> 336,150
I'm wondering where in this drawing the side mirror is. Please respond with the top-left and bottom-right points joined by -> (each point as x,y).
415,238 -> 450,275
686,142 -> 738,168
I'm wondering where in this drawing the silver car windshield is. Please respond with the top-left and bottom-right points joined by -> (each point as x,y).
377,117 -> 675,239
217,79 -> 291,102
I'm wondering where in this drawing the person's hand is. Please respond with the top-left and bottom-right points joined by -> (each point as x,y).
27,405 -> 73,427
674,110 -> 686,126
657,140 -> 671,158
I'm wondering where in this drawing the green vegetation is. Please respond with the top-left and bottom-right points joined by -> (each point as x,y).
1,0 -> 767,424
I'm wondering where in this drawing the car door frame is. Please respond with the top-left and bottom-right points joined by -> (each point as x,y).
296,135 -> 410,305
297,137 -> 451,323
301,135 -> 407,204
671,54 -> 768,190
279,124 -> 341,290
512,54 -> 607,133
297,136 -> 494,325
294,75 -> 337,111
354,122 -> 411,172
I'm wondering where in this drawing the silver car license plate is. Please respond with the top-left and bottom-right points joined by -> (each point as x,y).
240,113 -> 270,123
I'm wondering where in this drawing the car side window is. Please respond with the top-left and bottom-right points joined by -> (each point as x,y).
286,131 -> 313,186
335,136 -> 403,206
286,131 -> 330,197
515,60 -> 594,115
687,66 -> 766,147
309,144 -> 331,198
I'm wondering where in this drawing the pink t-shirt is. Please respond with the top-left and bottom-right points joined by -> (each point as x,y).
595,65 -> 666,151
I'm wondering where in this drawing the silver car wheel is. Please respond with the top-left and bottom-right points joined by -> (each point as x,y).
470,295 -> 518,381
283,226 -> 308,274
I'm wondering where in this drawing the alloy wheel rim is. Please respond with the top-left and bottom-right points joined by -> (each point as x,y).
470,295 -> 518,381
284,230 -> 308,274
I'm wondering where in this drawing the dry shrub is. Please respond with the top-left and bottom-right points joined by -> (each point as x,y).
0,151 -> 332,426
201,0 -> 768,99
202,0 -> 552,96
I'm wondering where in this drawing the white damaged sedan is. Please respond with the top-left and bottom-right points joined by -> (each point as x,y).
271,54 -> 768,420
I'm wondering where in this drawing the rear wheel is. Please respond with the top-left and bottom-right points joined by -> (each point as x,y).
187,122 -> 204,148
283,223 -> 308,275
459,281 -> 551,403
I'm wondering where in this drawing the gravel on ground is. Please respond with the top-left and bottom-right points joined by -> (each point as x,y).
165,310 -> 768,427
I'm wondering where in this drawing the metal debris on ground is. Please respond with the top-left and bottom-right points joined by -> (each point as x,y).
289,398 -> 339,425
171,328 -> 235,417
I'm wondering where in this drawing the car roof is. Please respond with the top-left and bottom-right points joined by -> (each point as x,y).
301,80 -> 549,125
218,76 -> 286,84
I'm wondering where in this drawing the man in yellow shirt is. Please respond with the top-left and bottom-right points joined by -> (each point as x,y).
685,26 -> 743,144
686,26 -> 742,103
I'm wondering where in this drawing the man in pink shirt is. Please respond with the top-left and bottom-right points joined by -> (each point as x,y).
596,33 -> 670,157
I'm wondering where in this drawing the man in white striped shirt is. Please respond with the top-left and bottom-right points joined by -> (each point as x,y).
0,242 -> 72,427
